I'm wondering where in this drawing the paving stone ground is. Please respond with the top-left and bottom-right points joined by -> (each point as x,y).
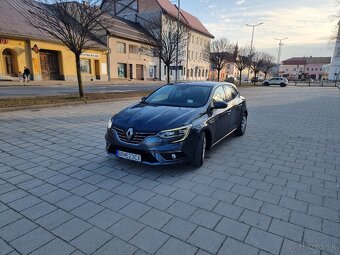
0,86 -> 339,255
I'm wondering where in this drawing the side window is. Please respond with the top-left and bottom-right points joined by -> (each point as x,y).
230,86 -> 238,99
213,86 -> 226,103
223,86 -> 233,101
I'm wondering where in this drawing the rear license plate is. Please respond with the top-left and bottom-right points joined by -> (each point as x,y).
116,150 -> 142,162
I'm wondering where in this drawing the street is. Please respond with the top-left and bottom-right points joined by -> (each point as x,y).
0,87 -> 339,255
0,84 -> 162,98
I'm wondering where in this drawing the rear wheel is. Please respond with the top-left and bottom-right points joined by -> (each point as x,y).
235,113 -> 247,136
280,83 -> 286,87
191,133 -> 206,167
264,82 -> 269,86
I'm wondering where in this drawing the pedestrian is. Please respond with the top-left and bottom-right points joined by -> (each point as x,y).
23,66 -> 31,82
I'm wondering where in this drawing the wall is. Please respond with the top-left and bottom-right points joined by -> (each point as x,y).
0,37 -> 108,81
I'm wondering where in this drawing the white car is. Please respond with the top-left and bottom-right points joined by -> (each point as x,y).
263,77 -> 288,87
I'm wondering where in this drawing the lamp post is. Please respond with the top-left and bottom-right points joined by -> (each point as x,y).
245,22 -> 263,83
175,0 -> 181,83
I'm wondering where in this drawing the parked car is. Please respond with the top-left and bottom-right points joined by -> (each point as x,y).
105,82 -> 248,167
251,76 -> 264,83
263,77 -> 288,87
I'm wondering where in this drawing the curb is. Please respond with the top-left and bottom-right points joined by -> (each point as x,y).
0,97 -> 139,113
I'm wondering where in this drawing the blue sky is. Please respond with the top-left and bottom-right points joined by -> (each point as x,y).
180,0 -> 339,61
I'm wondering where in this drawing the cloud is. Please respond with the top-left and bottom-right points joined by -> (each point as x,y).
236,0 -> 245,5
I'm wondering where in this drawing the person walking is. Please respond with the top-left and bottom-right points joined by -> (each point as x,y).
23,67 -> 31,82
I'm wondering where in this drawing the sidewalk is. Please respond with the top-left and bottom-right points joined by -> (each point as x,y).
0,79 -> 166,87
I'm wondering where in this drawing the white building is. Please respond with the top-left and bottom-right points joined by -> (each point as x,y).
102,0 -> 214,82
329,20 -> 340,81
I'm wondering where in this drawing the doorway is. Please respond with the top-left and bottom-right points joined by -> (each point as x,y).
39,50 -> 60,80
2,49 -> 16,76
129,64 -> 133,79
136,64 -> 144,80
95,60 -> 100,80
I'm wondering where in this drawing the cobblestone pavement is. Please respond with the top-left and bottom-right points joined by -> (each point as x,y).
0,87 -> 339,255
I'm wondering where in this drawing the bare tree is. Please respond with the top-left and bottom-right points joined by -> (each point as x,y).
142,16 -> 188,84
250,51 -> 265,84
234,47 -> 251,86
260,53 -> 276,79
207,38 -> 234,81
23,0 -> 110,97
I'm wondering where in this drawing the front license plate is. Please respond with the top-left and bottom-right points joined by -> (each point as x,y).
116,150 -> 142,162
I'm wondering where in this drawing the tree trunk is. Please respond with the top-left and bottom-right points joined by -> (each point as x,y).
239,70 -> 242,86
167,64 -> 170,84
264,72 -> 268,79
217,69 -> 221,82
75,54 -> 84,98
253,72 -> 257,85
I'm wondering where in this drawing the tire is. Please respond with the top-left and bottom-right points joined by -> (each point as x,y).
235,113 -> 247,136
191,132 -> 206,167
264,82 -> 269,86
280,83 -> 286,87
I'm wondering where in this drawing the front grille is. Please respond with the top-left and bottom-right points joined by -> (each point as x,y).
112,127 -> 156,144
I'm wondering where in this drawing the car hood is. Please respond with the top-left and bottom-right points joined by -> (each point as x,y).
112,103 -> 205,132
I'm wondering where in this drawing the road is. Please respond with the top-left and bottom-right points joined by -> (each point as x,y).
0,87 -> 339,255
0,84 -> 162,98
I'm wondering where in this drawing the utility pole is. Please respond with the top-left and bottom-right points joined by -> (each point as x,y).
175,0 -> 181,83
275,37 -> 288,64
245,22 -> 263,83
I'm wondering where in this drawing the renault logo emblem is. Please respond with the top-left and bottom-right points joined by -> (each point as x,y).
125,128 -> 134,140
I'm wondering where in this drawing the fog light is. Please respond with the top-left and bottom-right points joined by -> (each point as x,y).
171,154 -> 177,160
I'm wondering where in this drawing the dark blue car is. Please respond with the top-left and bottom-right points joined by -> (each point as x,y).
105,82 -> 248,167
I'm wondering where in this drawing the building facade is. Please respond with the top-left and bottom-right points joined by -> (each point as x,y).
329,20 -> 340,81
103,0 -> 214,82
280,57 -> 331,80
0,0 -> 108,81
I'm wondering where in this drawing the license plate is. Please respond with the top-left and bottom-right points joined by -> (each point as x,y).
116,150 -> 141,162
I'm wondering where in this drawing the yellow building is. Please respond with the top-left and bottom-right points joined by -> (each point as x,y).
0,0 -> 108,81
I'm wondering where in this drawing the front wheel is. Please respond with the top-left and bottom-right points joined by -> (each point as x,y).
280,83 -> 286,87
235,113 -> 247,136
191,133 -> 206,167
263,82 -> 269,86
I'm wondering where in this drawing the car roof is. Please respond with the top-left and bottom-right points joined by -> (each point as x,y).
169,81 -> 236,88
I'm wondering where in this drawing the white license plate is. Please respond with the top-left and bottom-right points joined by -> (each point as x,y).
116,150 -> 141,162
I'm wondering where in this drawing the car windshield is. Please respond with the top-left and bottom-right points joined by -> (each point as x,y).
145,85 -> 212,108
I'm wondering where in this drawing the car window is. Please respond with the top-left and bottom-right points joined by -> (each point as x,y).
213,86 -> 226,103
145,85 -> 212,108
230,86 -> 238,99
223,86 -> 233,101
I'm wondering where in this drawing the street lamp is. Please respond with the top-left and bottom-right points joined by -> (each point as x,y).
275,37 -> 288,65
245,22 -> 263,83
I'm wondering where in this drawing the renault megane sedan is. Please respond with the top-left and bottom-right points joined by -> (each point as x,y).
105,82 -> 248,167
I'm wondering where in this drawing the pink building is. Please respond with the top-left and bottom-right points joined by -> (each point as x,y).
280,57 -> 331,80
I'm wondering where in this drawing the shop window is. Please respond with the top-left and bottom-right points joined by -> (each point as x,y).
80,59 -> 91,74
118,63 -> 127,78
117,42 -> 126,53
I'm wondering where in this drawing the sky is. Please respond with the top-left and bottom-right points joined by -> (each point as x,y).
180,0 -> 340,61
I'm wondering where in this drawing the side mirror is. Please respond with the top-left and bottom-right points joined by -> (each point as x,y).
213,101 -> 228,109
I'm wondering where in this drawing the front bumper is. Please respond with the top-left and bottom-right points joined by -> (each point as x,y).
105,128 -> 194,165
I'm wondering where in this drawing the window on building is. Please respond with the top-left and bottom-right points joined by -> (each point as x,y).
206,69 -> 208,77
80,59 -> 91,74
116,42 -> 126,53
191,51 -> 194,59
196,37 -> 198,44
191,69 -> 193,77
320,68 -> 322,71
192,36 -> 194,44
184,67 -> 186,76
183,50 -> 186,58
307,68 -> 309,71
200,38 -> 202,46
311,68 -> 314,71
196,52 -> 197,60
227,64 -> 231,69
117,63 -> 127,78
129,45 -> 139,54
198,69 -> 201,77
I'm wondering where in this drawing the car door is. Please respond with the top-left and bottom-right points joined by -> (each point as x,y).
209,86 -> 233,143
224,85 -> 241,129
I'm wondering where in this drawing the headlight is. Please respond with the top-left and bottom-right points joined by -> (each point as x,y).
158,125 -> 192,143
107,119 -> 112,129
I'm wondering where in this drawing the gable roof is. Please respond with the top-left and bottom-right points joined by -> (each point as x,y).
103,14 -> 153,43
138,0 -> 213,38
0,0 -> 107,50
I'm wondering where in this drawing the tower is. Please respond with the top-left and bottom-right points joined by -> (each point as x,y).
329,20 -> 340,81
